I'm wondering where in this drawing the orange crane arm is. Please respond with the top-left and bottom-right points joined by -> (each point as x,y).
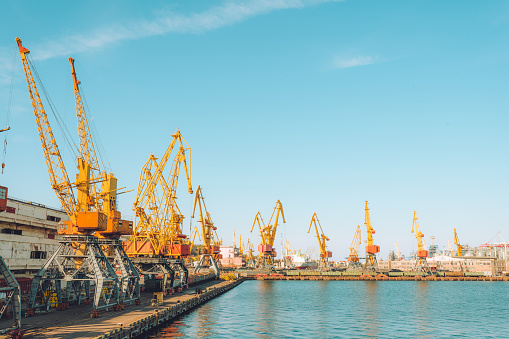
454,228 -> 462,256
250,212 -> 267,245
267,200 -> 285,246
307,212 -> 329,259
16,38 -> 77,224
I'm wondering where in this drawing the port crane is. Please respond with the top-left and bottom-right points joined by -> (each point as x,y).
348,225 -> 362,268
191,185 -> 220,276
126,131 -> 192,291
251,200 -> 285,268
395,242 -> 402,260
411,211 -> 432,275
364,201 -> 380,271
246,239 -> 255,267
69,57 -> 140,306
454,228 -> 463,256
16,38 -> 138,315
307,213 -> 332,268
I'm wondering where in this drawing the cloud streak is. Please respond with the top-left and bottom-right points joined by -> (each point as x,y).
31,0 -> 340,61
332,56 -> 378,69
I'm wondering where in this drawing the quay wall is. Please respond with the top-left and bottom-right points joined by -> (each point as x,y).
93,278 -> 244,339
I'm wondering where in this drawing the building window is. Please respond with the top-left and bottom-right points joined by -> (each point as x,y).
0,187 -> 6,200
30,251 -> 47,259
2,228 -> 22,235
47,215 -> 61,222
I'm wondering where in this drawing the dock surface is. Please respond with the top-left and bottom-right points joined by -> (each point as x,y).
20,278 -> 242,339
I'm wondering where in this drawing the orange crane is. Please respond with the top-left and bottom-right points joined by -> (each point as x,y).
411,211 -> 432,275
251,200 -> 285,267
364,201 -> 380,270
191,185 -> 220,275
307,213 -> 332,268
16,38 -> 136,315
454,228 -> 463,256
348,225 -> 362,268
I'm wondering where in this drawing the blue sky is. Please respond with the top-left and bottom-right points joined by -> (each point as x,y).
1,0 -> 508,261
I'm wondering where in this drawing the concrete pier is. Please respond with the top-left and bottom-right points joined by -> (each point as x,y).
20,278 -> 243,339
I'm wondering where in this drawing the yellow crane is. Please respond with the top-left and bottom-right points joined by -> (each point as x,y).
454,228 -> 463,256
411,211 -> 432,275
127,131 -> 192,257
16,38 -> 137,314
364,201 -> 380,270
191,185 -> 220,275
69,57 -> 132,239
307,212 -> 332,268
245,239 -> 255,267
250,200 -> 285,267
348,225 -> 362,268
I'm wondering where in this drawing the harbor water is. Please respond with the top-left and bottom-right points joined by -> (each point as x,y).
150,280 -> 509,338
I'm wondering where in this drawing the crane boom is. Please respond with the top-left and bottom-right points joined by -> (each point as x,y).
307,212 -> 331,266
191,185 -> 219,257
348,225 -> 361,262
69,57 -> 101,198
454,228 -> 462,256
16,38 -> 77,223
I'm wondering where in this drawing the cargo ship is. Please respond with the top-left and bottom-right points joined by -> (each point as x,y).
292,251 -> 318,270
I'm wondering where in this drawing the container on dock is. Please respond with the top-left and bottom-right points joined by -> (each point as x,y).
153,292 -> 163,303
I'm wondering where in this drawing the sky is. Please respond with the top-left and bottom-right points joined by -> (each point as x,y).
1,0 -> 508,261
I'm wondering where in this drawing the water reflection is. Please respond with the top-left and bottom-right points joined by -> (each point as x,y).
363,281 -> 380,337
149,280 -> 509,338
415,281 -> 431,336
254,281 -> 275,338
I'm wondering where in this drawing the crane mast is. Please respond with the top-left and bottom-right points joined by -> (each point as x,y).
307,212 -> 332,268
250,200 -> 285,267
364,201 -> 380,270
348,225 -> 362,268
411,211 -> 432,275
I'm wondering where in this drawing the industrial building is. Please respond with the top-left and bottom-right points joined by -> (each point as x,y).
0,187 -> 66,277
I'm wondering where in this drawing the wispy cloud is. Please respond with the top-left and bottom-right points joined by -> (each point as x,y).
30,0 -> 340,61
332,56 -> 379,69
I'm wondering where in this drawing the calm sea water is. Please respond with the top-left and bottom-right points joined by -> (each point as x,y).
150,280 -> 509,338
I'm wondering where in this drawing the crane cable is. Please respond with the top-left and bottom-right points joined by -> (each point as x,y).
2,49 -> 15,174
28,55 -> 79,159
